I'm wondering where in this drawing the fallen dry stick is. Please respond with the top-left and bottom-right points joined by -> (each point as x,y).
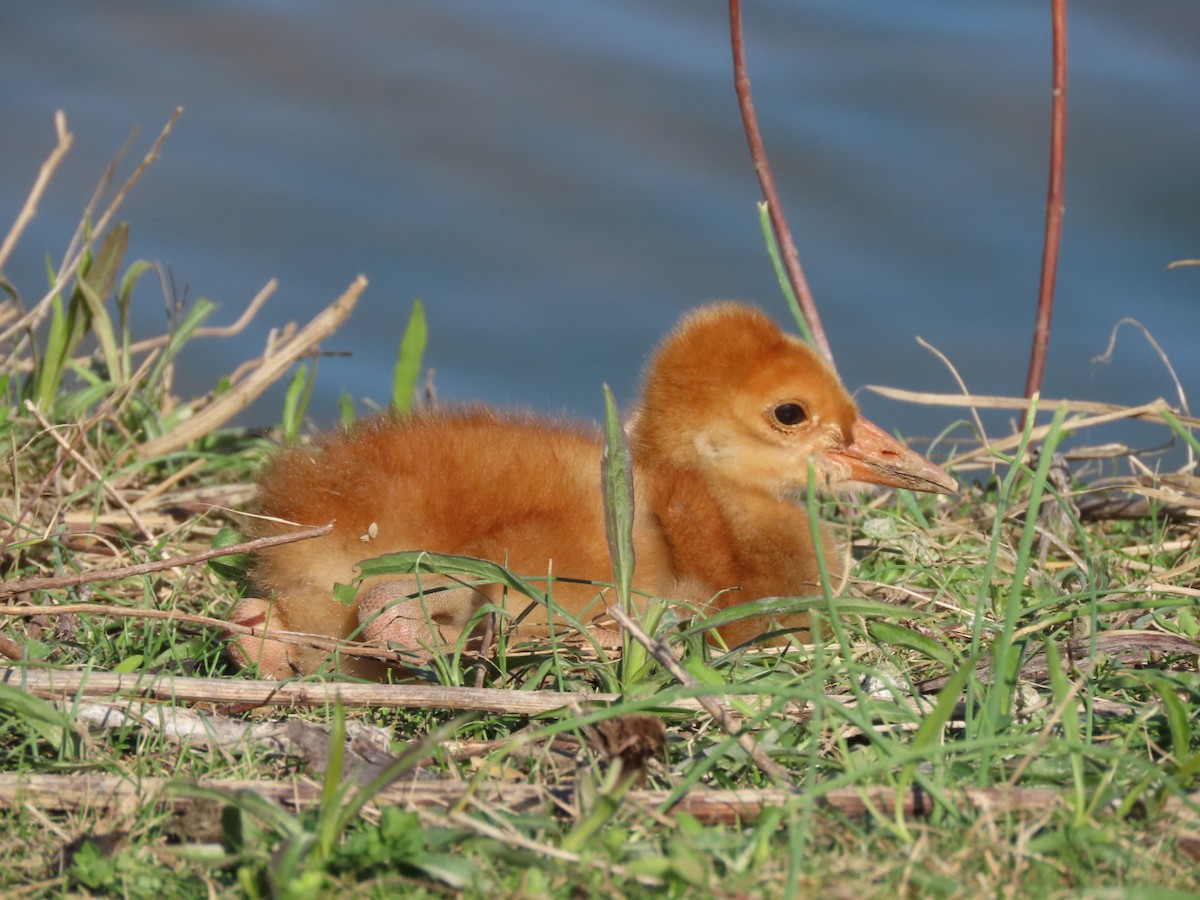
0,523 -> 333,597
865,386 -> 1196,425
0,668 -> 626,715
2,772 -> 1196,828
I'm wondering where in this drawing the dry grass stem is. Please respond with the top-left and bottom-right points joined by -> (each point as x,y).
866,386 -> 1198,430
0,111 -> 73,273
136,275 -> 366,458
23,401 -> 156,541
1,110 -> 182,348
128,277 -> 278,354
0,523 -> 333,596
4,773 -> 1196,828
1,668 -> 620,715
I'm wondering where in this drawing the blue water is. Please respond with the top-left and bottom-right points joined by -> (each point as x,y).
4,1 -> 1198,457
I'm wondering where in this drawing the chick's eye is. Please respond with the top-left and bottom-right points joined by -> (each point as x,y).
773,403 -> 806,426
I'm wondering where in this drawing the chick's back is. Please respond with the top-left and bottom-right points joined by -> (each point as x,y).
248,408 -> 671,621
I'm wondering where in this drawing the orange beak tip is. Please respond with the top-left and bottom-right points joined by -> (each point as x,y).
828,417 -> 958,496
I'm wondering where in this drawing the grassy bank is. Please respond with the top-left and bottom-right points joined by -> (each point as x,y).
1,126 -> 1198,898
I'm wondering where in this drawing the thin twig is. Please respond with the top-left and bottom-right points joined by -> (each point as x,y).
0,111 -> 74,272
727,0 -> 831,363
0,424 -> 78,559
1023,0 -> 1067,401
5,773 -> 1196,827
1093,317 -> 1194,472
0,109 -> 184,349
1,668 -> 625,715
0,665 -> 908,733
444,807 -> 662,887
0,601 -> 407,667
136,275 -> 365,458
0,522 -> 332,596
126,278 -> 277,355
916,336 -> 992,457
6,277 -> 278,378
23,401 -> 156,542
865,386 -> 1197,430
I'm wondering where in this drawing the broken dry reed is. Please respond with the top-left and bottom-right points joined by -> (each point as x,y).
6,772 -> 1195,829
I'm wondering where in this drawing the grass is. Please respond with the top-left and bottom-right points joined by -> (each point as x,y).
1,121 -> 1199,898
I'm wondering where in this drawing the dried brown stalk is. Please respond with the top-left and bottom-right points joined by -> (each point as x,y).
0,523 -> 332,597
865,387 -> 1195,426
1,668 -> 623,715
23,400 -> 156,542
864,387 -> 1197,468
727,0 -> 831,363
127,278 -> 277,354
3,773 -> 1196,828
0,109 -> 183,350
136,274 -> 366,458
0,111 -> 74,272
1023,0 -> 1068,400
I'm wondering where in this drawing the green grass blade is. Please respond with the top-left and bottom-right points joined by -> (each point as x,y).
988,404 -> 1070,722
331,714 -> 473,839
75,224 -> 129,384
756,200 -> 812,344
87,223 -> 128,301
116,258 -> 154,338
317,698 -> 350,857
1160,408 -> 1200,457
354,550 -> 548,606
687,595 -> 933,637
1140,672 -> 1192,768
144,290 -> 216,395
32,290 -> 71,407
869,620 -> 960,669
0,684 -> 74,754
1044,639 -> 1087,821
391,297 -> 427,414
281,363 -> 315,440
601,384 -> 635,611
601,384 -> 651,684
896,655 -> 977,810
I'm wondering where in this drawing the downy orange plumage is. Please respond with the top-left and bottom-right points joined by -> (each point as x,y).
229,302 -> 956,678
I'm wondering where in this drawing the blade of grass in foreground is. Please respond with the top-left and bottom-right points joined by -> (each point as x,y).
73,224 -> 130,386
975,402 -> 1070,781
391,298 -> 427,414
1161,407 -> 1200,458
354,550 -> 548,606
1043,638 -> 1088,824
600,384 -> 652,688
757,200 -> 812,345
894,654 -> 978,834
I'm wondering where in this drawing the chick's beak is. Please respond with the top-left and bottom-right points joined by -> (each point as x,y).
825,416 -> 958,495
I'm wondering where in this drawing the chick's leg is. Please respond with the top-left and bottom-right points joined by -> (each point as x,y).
357,576 -> 490,662
226,597 -> 305,678
227,595 -> 388,680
